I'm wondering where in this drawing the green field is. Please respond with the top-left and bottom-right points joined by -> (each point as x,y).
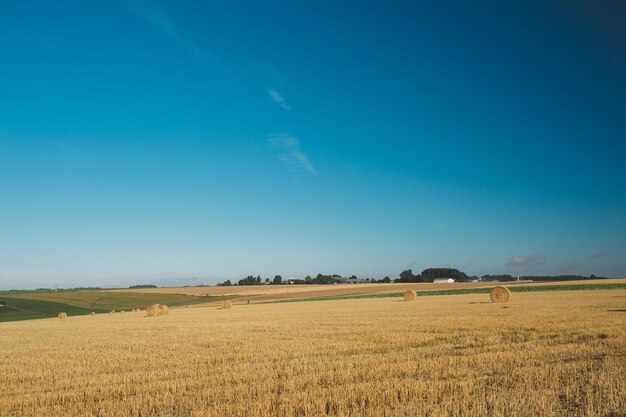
3,282 -> 625,323
0,290 -> 208,322
263,282 -> 626,304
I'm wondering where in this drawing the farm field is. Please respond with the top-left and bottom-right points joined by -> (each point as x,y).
109,278 -> 626,303
2,280 -> 624,322
0,291 -> 207,322
1,289 -> 624,416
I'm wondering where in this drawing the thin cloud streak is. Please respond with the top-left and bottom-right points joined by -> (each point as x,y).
268,88 -> 291,110
31,133 -> 84,154
268,134 -> 316,175
118,0 -> 224,77
508,252 -> 546,267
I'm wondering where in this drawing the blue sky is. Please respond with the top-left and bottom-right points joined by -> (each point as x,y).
1,0 -> 625,289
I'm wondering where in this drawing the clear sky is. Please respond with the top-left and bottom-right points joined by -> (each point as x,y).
1,0 -> 625,289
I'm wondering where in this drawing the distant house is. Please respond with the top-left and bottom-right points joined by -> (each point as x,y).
433,278 -> 455,283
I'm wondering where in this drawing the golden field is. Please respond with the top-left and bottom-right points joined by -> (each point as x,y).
1,289 -> 625,417
107,278 -> 626,303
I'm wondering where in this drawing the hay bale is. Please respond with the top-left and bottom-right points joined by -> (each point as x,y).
146,304 -> 161,317
158,305 -> 169,315
58,312 -> 67,319
221,300 -> 232,309
490,286 -> 511,303
403,290 -> 417,301
90,312 -> 96,316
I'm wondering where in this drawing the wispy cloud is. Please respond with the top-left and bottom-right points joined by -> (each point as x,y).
268,88 -> 291,110
268,134 -> 316,175
119,0 -> 223,76
508,252 -> 546,267
31,133 -> 83,154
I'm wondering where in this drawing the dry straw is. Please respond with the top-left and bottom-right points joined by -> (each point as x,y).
58,312 -> 67,319
146,304 -> 160,317
221,300 -> 232,309
403,290 -> 417,301
490,286 -> 511,303
146,304 -> 169,317
90,312 -> 96,316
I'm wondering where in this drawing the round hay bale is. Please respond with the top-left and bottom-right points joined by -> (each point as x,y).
58,312 -> 67,319
221,300 -> 232,309
90,312 -> 96,316
490,286 -> 511,303
146,304 -> 161,317
158,305 -> 169,315
403,290 -> 417,301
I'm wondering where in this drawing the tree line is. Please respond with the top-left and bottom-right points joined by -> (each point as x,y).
219,269 -> 605,286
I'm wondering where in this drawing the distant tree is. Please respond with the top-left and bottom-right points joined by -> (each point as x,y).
314,273 -> 344,284
305,275 -> 312,284
519,275 -> 604,282
399,269 -> 418,282
239,275 -> 261,285
480,275 -> 514,282
382,276 -> 391,283
420,268 -> 469,282
273,275 -> 282,285
265,278 -> 270,284
223,280 -> 232,286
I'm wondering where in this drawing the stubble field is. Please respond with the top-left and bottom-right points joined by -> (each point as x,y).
1,289 -> 625,417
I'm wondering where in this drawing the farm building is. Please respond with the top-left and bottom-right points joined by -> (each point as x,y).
433,278 -> 455,283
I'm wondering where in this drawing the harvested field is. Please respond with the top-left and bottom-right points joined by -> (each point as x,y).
108,279 -> 626,304
0,290 -> 624,417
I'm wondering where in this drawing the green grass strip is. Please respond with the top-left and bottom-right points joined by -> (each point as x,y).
0,298 -> 108,323
262,282 -> 626,304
